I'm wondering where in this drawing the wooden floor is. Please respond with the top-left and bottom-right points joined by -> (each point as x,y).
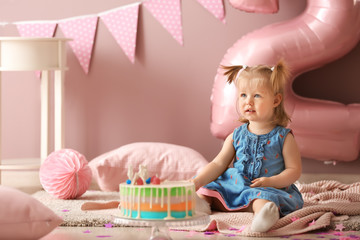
40,226 -> 360,240
2,163 -> 359,240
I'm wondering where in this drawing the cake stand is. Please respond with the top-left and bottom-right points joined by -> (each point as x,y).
112,213 -> 210,240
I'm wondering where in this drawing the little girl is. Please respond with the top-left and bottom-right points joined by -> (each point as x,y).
193,60 -> 303,232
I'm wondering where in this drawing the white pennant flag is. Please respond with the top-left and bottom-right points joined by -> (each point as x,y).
196,0 -> 225,23
143,0 -> 183,45
100,3 -> 140,63
58,15 -> 98,74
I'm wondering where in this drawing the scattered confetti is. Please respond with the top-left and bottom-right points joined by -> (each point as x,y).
225,234 -> 237,237
334,232 -> 344,236
236,225 -> 246,233
335,224 -> 345,232
349,234 -> 360,239
104,222 -> 113,228
83,230 -> 91,233
291,216 -> 300,222
204,231 -> 215,235
229,227 -> 238,231
96,235 -> 112,238
308,220 -> 316,226
61,209 -> 70,212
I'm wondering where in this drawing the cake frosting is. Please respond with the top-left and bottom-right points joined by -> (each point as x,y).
119,165 -> 196,220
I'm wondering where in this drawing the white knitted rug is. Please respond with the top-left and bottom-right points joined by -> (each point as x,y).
32,190 -> 119,227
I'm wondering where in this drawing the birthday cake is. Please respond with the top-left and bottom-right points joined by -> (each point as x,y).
119,165 -> 196,220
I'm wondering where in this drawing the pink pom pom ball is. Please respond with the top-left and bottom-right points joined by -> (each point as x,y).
40,149 -> 92,199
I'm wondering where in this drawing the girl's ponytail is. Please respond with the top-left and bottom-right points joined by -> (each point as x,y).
221,65 -> 247,84
270,59 -> 290,94
271,59 -> 291,127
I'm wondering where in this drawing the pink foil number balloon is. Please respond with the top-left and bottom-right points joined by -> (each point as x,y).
229,0 -> 279,13
210,0 -> 360,161
40,149 -> 92,199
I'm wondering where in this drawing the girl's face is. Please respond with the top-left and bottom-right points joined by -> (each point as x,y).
237,79 -> 281,124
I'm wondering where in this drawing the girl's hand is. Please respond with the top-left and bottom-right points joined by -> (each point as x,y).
189,178 -> 200,191
250,177 -> 271,188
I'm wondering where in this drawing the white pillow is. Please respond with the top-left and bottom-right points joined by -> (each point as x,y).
89,142 -> 209,191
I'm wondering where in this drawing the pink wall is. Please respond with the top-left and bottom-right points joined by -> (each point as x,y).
1,0 -> 359,173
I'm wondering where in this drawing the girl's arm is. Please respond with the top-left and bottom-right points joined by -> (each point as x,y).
250,133 -> 302,189
192,133 -> 236,191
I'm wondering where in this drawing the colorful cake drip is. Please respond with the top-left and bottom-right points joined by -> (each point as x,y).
119,165 -> 196,220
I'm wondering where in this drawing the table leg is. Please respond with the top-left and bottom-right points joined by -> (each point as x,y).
54,70 -> 64,151
0,72 -> 2,183
40,70 -> 50,163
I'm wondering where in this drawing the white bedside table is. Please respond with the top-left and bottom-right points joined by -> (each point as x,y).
0,37 -> 70,183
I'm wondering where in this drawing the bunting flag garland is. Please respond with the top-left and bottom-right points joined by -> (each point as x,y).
196,0 -> 226,23
58,15 -> 99,74
3,1 -> 226,72
100,3 -> 140,63
15,21 -> 57,37
143,0 -> 183,45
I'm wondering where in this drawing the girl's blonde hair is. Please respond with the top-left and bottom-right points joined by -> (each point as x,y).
221,60 -> 291,127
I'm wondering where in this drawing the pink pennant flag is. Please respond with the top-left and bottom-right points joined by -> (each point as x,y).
14,21 -> 57,78
143,0 -> 183,45
100,3 -> 140,63
196,0 -> 226,23
58,15 -> 98,74
15,21 -> 57,37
